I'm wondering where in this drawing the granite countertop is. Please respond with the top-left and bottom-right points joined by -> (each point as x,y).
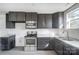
55,37 -> 79,49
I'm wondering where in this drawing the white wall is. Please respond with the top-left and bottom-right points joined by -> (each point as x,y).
0,14 -> 6,29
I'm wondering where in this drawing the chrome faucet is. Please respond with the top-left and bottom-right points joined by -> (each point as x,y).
62,29 -> 69,40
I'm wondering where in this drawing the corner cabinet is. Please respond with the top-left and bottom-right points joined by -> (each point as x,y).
52,12 -> 64,28
0,35 -> 15,51
37,14 -> 52,28
54,38 -> 79,55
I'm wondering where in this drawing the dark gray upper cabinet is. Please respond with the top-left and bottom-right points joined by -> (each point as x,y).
37,14 -> 52,28
31,13 -> 37,21
52,13 -> 59,28
37,14 -> 46,28
16,12 -> 25,22
25,13 -> 31,21
52,12 -> 64,28
8,12 -> 17,21
6,14 -> 15,28
45,14 -> 52,28
25,12 -> 37,21
8,12 -> 25,22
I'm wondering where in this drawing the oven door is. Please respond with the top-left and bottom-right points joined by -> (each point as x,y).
26,38 -> 36,46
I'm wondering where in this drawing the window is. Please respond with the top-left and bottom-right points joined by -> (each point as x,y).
66,8 -> 79,29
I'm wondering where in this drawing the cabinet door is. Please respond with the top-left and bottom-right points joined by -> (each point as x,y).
52,13 -> 59,28
37,14 -> 46,28
6,14 -> 15,28
45,14 -> 52,28
49,38 -> 55,49
9,35 -> 15,48
31,13 -> 37,21
63,43 -> 71,55
76,49 -> 79,55
63,43 -> 77,55
16,12 -> 25,22
70,46 -> 77,55
54,39 -> 63,55
1,37 -> 9,50
37,38 -> 50,50
8,12 -> 17,21
25,13 -> 31,21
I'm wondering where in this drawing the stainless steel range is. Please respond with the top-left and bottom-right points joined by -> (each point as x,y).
24,31 -> 37,51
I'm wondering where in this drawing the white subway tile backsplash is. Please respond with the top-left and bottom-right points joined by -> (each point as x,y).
15,23 -> 25,29
0,14 -> 6,29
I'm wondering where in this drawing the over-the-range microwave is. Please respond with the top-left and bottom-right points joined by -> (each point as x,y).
25,21 -> 37,29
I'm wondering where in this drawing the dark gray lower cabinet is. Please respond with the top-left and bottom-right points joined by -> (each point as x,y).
37,37 -> 79,55
54,38 -> 63,55
77,49 -> 79,55
0,35 -> 15,51
54,38 -> 79,55
37,37 -> 50,50
37,37 -> 55,50
63,43 -> 77,55
49,38 -> 55,50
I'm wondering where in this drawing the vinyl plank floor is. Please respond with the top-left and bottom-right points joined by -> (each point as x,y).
0,47 -> 57,55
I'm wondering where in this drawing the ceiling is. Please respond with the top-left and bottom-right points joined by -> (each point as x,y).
0,3 -> 74,14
